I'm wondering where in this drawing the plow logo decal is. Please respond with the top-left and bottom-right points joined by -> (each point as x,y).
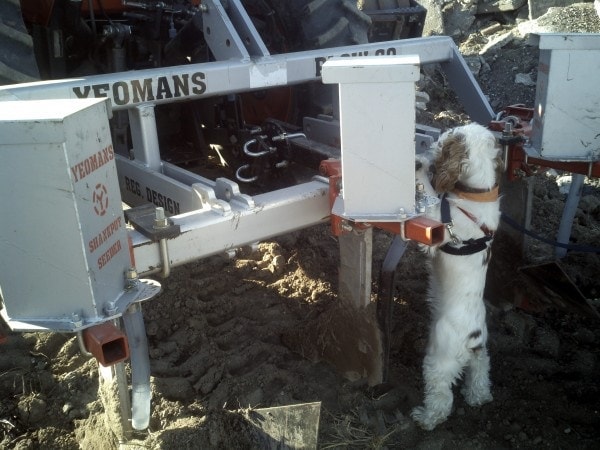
93,183 -> 109,216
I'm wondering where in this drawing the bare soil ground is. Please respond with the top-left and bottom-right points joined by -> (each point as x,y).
2,5 -> 600,450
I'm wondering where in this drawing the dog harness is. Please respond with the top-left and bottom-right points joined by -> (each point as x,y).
439,190 -> 496,256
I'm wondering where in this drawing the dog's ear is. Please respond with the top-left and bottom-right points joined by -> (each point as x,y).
433,133 -> 468,192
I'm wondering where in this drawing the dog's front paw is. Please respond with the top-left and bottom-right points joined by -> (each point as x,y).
461,387 -> 493,407
411,406 -> 448,431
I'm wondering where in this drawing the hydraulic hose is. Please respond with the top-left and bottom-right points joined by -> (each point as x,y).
122,302 -> 151,430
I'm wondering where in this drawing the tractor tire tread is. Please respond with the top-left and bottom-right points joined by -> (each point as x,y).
0,0 -> 40,84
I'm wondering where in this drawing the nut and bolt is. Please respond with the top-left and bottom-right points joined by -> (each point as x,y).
104,301 -> 118,316
416,182 -> 425,200
154,207 -> 168,228
71,312 -> 83,328
416,183 -> 426,213
340,221 -> 353,232
125,267 -> 139,288
126,267 -> 138,280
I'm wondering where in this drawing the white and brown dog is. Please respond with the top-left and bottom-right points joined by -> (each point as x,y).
411,122 -> 503,430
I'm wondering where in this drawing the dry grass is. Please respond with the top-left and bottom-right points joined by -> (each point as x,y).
320,408 -> 401,449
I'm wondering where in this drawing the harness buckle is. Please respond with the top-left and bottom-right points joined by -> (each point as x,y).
445,221 -> 460,245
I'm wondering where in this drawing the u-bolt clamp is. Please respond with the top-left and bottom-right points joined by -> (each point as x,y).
236,164 -> 258,183
243,137 -> 274,158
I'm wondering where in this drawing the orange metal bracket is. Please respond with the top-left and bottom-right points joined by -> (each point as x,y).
320,158 -> 445,246
491,105 -> 600,181
82,321 -> 129,366
375,216 -> 445,246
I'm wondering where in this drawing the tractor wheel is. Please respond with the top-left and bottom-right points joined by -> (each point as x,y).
285,0 -> 373,118
240,0 -> 372,123
0,0 -> 40,84
278,0 -> 371,51
242,0 -> 371,53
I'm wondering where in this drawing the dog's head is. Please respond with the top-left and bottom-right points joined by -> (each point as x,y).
433,123 -> 503,193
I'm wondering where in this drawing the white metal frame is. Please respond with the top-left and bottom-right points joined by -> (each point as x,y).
0,9 -> 495,329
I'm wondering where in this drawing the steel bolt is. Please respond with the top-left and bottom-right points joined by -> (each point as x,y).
154,207 -> 168,228
341,221 -> 353,232
416,182 -> 427,213
105,301 -> 117,316
125,267 -> 139,288
71,313 -> 83,328
416,183 -> 425,200
399,208 -> 407,219
126,267 -> 138,280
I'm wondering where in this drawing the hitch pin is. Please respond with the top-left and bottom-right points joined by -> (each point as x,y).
243,138 -> 273,157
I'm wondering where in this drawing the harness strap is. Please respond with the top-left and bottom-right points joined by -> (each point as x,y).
457,207 -> 493,236
439,194 -> 494,256
440,236 -> 492,255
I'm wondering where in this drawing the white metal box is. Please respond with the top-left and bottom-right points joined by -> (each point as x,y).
529,33 -> 600,161
322,55 -> 420,221
0,98 -> 132,331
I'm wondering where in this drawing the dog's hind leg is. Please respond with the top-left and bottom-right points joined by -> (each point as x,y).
411,352 -> 463,430
461,346 -> 493,407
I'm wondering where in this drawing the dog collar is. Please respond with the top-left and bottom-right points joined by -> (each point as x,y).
452,183 -> 499,202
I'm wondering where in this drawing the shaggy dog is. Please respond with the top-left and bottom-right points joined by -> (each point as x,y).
411,122 -> 503,430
